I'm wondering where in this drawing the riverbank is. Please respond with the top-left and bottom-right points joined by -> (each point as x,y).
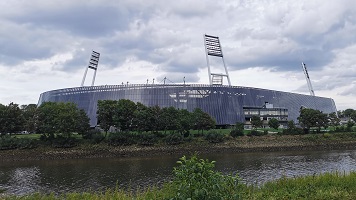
1,133 -> 356,161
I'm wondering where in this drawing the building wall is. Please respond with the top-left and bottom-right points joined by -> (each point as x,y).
38,84 -> 337,127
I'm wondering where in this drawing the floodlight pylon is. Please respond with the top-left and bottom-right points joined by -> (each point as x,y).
301,62 -> 315,96
81,50 -> 100,87
203,34 -> 231,86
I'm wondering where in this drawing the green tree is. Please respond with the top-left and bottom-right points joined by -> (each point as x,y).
133,102 -> 150,132
298,108 -> 328,133
21,104 -> 38,133
350,111 -> 356,122
37,102 -> 89,138
328,112 -> 340,128
346,120 -> 355,132
177,109 -> 192,134
150,105 -> 162,133
344,109 -> 355,118
76,109 -> 90,135
160,107 -> 179,133
268,118 -> 280,130
287,120 -> 296,130
0,102 -> 25,135
97,100 -> 118,133
114,99 -> 137,131
193,108 -> 216,134
251,115 -> 262,129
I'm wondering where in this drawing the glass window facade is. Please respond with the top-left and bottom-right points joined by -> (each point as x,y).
38,84 -> 337,127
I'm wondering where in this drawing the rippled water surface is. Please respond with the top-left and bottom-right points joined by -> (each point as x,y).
1,149 -> 356,195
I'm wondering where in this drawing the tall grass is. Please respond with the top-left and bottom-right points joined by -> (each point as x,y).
241,172 -> 356,199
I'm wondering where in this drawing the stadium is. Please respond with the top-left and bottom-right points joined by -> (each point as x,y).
38,35 -> 337,127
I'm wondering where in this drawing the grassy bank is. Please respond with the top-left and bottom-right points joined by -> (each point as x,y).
2,132 -> 356,161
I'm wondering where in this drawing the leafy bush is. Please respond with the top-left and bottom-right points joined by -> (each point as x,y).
170,155 -> 240,199
137,132 -> 157,146
107,131 -> 137,146
204,130 -> 224,143
165,132 -> 184,145
0,136 -> 38,150
82,129 -> 105,144
248,130 -> 267,136
0,136 -> 18,150
51,135 -> 78,148
281,127 -> 304,135
230,129 -> 244,137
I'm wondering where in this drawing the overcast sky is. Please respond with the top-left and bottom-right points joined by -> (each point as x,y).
1,0 -> 356,110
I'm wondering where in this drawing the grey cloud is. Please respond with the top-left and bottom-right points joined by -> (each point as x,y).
8,6 -> 131,38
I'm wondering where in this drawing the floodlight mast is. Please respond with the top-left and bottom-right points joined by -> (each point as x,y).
203,34 -> 231,86
301,62 -> 315,96
81,50 -> 100,87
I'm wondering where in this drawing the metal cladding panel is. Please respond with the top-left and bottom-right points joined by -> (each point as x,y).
38,84 -> 337,127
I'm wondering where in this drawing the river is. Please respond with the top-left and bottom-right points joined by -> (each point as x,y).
1,149 -> 356,196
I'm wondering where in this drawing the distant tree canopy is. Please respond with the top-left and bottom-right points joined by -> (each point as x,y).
36,102 -> 90,138
298,108 -> 328,133
0,102 -> 25,135
268,118 -> 280,130
250,115 -> 263,129
97,99 -> 216,134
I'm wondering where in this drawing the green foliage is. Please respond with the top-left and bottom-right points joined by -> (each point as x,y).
107,131 -> 137,146
268,118 -> 280,130
21,104 -> 37,133
204,130 -> 225,143
51,135 -> 78,148
193,108 -> 216,134
165,132 -> 184,145
0,135 -> 38,150
248,130 -> 267,136
298,108 -> 329,133
114,99 -> 137,131
230,129 -> 244,137
137,132 -> 157,146
328,112 -> 340,127
97,100 -> 118,132
37,102 -> 90,139
82,129 -> 105,144
0,102 -> 25,135
170,155 -> 240,200
230,122 -> 245,137
250,115 -> 262,129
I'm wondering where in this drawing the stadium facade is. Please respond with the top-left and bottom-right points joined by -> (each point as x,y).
38,84 -> 337,127
38,35 -> 337,127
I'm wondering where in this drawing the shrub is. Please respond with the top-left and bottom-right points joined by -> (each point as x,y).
282,127 -> 304,135
249,130 -> 262,136
230,129 -> 244,137
165,132 -> 184,145
0,136 -> 38,150
137,132 -> 157,146
51,135 -> 78,148
205,130 -> 224,143
107,131 -> 137,146
170,155 -> 240,199
83,129 -> 105,144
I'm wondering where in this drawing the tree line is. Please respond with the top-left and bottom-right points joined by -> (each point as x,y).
96,100 -> 216,134
0,100 -> 216,137
1,100 -> 355,139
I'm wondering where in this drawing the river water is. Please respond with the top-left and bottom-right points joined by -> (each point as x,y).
1,149 -> 356,196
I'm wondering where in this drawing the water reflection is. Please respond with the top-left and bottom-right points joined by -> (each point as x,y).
1,149 -> 356,195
